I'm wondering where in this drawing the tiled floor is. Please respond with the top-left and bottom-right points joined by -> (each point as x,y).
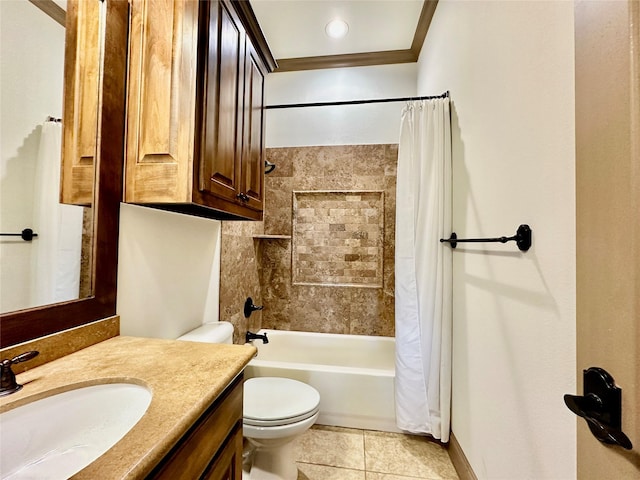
294,426 -> 460,480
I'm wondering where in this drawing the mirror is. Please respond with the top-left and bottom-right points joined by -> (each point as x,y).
0,0 -> 94,315
0,0 -> 128,348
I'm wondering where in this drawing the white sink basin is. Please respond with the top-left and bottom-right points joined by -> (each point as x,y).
0,383 -> 152,480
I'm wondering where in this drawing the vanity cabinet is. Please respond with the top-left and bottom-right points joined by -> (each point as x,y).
147,374 -> 244,480
125,0 -> 275,221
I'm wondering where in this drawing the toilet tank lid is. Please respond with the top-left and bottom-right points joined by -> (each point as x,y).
177,321 -> 233,344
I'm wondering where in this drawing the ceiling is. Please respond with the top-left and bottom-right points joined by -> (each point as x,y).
250,0 -> 436,72
36,0 -> 434,73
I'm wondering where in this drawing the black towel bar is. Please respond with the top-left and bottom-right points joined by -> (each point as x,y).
0,229 -> 38,242
440,224 -> 532,252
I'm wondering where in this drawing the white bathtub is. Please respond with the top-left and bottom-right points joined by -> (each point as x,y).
245,329 -> 399,433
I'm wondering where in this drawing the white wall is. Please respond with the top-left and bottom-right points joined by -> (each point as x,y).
0,1 -> 65,312
117,204 -> 221,339
266,63 -> 417,147
417,1 -> 576,479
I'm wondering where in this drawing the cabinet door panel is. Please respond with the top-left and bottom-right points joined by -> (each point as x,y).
202,426 -> 243,480
126,0 -> 198,202
241,39 -> 265,212
61,0 -> 101,205
199,0 -> 243,203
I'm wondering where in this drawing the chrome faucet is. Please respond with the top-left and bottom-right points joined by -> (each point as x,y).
0,351 -> 39,397
245,331 -> 269,344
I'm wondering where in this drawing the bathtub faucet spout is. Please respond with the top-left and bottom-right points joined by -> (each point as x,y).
246,331 -> 269,344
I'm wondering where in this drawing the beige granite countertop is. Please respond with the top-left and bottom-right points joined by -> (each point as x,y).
0,336 -> 257,479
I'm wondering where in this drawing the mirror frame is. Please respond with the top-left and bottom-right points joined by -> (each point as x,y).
0,0 -> 128,348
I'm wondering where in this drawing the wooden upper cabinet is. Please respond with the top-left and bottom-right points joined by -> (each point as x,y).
125,0 -> 199,204
60,0 -> 102,206
197,0 -> 245,208
240,38 -> 267,212
125,0 -> 275,220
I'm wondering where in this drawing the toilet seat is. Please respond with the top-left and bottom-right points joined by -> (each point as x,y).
243,377 -> 320,427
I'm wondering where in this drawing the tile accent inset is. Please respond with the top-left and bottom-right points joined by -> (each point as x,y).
292,191 -> 384,288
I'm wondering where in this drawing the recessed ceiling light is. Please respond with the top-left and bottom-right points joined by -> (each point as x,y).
325,19 -> 349,39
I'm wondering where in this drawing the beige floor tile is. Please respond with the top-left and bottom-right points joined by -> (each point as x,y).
297,462 -> 366,480
364,431 -> 459,480
294,425 -> 365,470
366,473 -> 435,480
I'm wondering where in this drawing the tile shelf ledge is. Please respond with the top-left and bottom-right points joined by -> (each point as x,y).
252,234 -> 292,240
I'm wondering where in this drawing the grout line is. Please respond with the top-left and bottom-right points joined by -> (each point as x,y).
297,460 -> 364,471
362,428 -> 368,473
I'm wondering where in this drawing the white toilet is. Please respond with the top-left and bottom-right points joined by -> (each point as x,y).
177,321 -> 234,344
177,323 -> 320,480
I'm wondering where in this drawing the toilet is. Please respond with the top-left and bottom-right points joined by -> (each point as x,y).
177,321 -> 234,344
243,377 -> 319,480
177,323 -> 320,480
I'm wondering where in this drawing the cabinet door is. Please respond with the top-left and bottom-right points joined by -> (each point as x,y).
240,38 -> 266,213
202,426 -> 243,480
60,0 -> 101,205
198,0 -> 244,205
125,0 -> 199,203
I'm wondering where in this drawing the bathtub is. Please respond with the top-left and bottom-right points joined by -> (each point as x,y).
245,329 -> 399,433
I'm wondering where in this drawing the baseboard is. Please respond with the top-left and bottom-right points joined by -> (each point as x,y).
448,432 -> 478,480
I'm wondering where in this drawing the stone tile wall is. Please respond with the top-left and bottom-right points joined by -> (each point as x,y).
79,207 -> 93,298
219,220 -> 264,344
219,144 -> 397,339
263,145 -> 396,337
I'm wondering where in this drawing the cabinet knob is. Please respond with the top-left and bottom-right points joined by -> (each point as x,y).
236,193 -> 249,202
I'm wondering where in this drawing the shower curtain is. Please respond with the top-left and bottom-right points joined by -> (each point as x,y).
395,97 -> 452,442
32,120 -> 84,305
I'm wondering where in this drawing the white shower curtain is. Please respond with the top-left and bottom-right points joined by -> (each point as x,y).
32,121 -> 84,305
395,97 -> 452,442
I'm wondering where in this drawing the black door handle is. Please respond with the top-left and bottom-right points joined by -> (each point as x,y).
564,368 -> 632,450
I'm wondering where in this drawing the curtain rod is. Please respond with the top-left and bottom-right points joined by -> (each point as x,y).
265,91 -> 449,110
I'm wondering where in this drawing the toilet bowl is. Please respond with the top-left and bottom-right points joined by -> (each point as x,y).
177,323 -> 321,480
243,377 -> 320,480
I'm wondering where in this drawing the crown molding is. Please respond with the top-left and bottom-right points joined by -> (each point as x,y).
274,0 -> 438,73
28,0 -> 66,27
232,0 -> 278,72
275,49 -> 417,72
411,0 -> 438,56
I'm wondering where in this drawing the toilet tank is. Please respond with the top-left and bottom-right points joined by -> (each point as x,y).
177,321 -> 233,344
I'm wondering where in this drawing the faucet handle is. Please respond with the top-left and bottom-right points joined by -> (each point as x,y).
0,350 -> 39,397
244,297 -> 264,318
8,350 -> 39,365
